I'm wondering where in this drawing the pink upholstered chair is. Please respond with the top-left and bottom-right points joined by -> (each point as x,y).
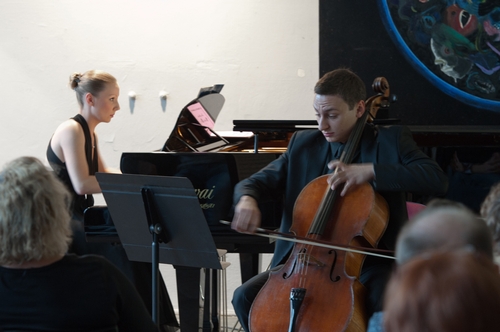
406,202 -> 426,219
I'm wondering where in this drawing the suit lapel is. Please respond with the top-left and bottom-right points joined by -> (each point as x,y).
360,124 -> 379,163
305,134 -> 331,180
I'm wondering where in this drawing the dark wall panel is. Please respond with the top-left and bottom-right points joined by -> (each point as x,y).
319,0 -> 500,125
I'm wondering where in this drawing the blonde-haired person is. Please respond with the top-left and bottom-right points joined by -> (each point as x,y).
47,70 -> 119,223
0,156 -> 159,331
46,70 -> 178,331
480,182 -> 500,264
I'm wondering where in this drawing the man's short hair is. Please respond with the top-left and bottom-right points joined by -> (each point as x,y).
314,68 -> 366,109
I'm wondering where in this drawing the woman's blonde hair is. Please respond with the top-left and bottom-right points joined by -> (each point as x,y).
0,156 -> 72,265
69,70 -> 117,108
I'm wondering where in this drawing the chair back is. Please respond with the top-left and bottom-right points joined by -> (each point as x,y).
406,201 -> 426,219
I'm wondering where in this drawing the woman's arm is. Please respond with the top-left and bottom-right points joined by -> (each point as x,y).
96,137 -> 121,174
54,120 -> 102,195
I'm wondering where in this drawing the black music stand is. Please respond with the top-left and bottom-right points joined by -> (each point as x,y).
95,172 -> 221,331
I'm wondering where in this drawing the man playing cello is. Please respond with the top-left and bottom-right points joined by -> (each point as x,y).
230,68 -> 448,331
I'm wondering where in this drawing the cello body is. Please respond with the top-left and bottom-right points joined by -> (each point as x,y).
249,178 -> 389,331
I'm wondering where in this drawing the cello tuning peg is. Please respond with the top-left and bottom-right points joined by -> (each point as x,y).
381,95 -> 397,108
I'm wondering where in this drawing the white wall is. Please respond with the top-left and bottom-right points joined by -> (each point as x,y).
0,0 -> 318,315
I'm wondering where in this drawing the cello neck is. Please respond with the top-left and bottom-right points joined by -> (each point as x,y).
340,109 -> 369,165
308,80 -> 391,236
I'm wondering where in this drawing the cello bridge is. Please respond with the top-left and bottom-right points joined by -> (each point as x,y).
298,253 -> 325,267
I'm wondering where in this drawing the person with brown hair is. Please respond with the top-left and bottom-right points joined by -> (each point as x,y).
46,70 -> 178,331
231,68 -> 448,331
0,156 -> 159,331
383,250 -> 500,332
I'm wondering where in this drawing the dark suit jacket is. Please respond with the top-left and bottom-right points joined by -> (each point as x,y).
234,124 -> 449,267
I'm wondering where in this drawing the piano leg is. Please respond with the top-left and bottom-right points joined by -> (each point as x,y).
174,255 -> 263,331
210,268 -> 220,331
202,268 -> 217,331
239,253 -> 261,284
175,265 -> 219,332
174,265 -> 202,332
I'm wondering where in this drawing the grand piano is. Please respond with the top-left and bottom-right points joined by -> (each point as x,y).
120,87 -> 287,285
117,86 -> 292,332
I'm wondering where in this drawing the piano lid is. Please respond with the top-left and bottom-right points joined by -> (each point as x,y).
162,84 -> 230,152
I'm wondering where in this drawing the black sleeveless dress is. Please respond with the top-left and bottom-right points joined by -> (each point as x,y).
47,114 -> 96,221
47,114 -> 179,331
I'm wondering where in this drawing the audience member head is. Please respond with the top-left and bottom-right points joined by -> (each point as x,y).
69,70 -> 117,108
480,182 -> 500,256
384,250 -> 500,332
0,156 -> 72,266
395,205 -> 493,264
314,68 -> 366,109
425,197 -> 467,209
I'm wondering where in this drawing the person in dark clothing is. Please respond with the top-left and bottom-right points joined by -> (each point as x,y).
0,156 -> 159,331
445,149 -> 500,213
46,70 -> 178,331
230,68 -> 449,331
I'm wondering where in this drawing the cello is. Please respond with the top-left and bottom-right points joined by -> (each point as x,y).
248,77 -> 392,332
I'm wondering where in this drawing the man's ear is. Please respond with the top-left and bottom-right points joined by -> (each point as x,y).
85,93 -> 93,107
356,100 -> 366,118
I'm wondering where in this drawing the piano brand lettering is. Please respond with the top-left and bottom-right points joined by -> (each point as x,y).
195,186 -> 216,209
200,203 -> 216,210
195,186 -> 216,200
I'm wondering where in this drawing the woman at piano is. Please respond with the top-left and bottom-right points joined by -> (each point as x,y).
47,69 -> 119,226
46,70 -> 179,331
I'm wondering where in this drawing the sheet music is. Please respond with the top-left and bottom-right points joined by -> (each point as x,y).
187,102 -> 215,131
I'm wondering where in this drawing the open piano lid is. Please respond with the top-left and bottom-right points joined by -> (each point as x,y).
162,85 -> 230,152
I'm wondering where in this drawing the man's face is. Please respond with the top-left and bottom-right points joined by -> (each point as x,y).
313,94 -> 364,143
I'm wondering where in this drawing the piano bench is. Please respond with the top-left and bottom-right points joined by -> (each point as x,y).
83,205 -> 120,243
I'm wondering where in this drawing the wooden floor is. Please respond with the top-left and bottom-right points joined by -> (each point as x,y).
174,312 -> 242,331
220,315 -> 242,332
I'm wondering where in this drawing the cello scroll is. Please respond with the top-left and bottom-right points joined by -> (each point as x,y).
366,77 -> 396,123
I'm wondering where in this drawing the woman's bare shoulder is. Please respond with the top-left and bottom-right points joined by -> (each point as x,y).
53,119 -> 83,140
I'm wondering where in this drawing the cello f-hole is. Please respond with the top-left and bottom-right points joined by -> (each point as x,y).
283,247 -> 306,279
328,249 -> 341,282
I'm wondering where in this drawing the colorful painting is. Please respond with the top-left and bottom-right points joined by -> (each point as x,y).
378,0 -> 500,112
